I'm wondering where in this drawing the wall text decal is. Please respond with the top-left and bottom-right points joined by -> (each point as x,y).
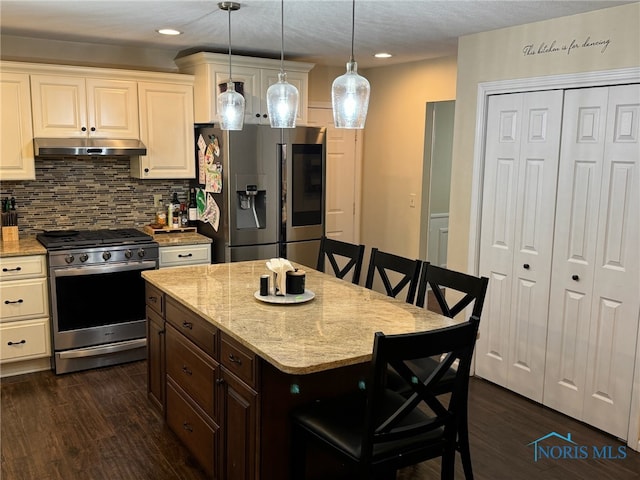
523,36 -> 611,57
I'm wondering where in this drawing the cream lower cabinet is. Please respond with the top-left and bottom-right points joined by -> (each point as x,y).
476,84 -> 640,441
0,72 -> 35,180
30,74 -> 139,139
158,244 -> 211,268
131,81 -> 195,179
176,52 -> 312,126
0,255 -> 51,377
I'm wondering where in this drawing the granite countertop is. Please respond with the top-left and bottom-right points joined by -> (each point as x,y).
0,236 -> 47,257
142,260 -> 458,375
151,232 -> 212,247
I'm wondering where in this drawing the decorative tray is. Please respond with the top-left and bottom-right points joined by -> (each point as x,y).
253,290 -> 315,304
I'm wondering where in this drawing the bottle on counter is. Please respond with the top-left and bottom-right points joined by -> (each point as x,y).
188,187 -> 198,227
170,192 -> 180,228
180,202 -> 188,227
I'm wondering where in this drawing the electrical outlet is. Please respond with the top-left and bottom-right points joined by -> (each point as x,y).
409,193 -> 416,208
153,194 -> 163,208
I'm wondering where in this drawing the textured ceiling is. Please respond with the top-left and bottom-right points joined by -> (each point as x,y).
0,0 -> 631,68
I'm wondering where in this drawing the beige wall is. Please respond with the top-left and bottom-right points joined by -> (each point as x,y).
450,2 -> 640,274
360,56 -> 457,258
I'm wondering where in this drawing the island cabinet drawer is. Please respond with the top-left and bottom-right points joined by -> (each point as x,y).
0,255 -> 46,281
220,334 -> 257,389
166,323 -> 219,420
166,296 -> 218,358
0,278 -> 48,322
166,378 -> 219,479
145,282 -> 165,317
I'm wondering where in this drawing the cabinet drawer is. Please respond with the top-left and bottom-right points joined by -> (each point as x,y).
166,296 -> 218,358
166,324 -> 218,420
0,278 -> 48,322
145,282 -> 165,316
0,255 -> 46,281
0,318 -> 50,362
166,378 -> 218,479
159,244 -> 211,268
220,334 -> 257,389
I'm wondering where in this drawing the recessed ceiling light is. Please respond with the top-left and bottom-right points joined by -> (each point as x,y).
374,52 -> 393,59
157,28 -> 182,36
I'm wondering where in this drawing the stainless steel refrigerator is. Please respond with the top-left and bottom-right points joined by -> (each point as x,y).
194,124 -> 326,269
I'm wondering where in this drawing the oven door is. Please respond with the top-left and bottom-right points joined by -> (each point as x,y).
50,260 -> 157,352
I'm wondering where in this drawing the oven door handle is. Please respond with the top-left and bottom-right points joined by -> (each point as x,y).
58,338 -> 147,359
51,260 -> 157,277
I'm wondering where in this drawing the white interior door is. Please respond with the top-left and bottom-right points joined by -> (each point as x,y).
545,84 -> 640,438
477,90 -> 563,401
308,106 -> 358,243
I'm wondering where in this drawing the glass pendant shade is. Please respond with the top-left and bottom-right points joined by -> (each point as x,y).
218,81 -> 245,131
267,72 -> 299,128
332,60 -> 370,129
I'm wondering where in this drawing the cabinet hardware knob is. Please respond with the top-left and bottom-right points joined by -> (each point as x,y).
216,378 -> 225,385
182,422 -> 193,432
182,321 -> 193,329
4,299 -> 23,304
523,264 -> 530,269
572,274 -> 579,281
7,340 -> 26,346
229,354 -> 243,365
255,113 -> 261,118
144,168 -> 150,173
182,365 -> 192,375
148,296 -> 157,303
81,126 -> 87,132
2,267 -> 21,272
90,127 -> 96,132
263,114 -> 268,118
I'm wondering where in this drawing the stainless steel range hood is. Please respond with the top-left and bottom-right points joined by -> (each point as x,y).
34,138 -> 147,157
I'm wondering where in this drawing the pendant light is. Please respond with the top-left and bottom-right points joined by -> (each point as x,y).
217,2 -> 245,130
266,0 -> 299,128
331,0 -> 370,129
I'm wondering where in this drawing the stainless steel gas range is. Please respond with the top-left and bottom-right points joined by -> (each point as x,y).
36,228 -> 158,374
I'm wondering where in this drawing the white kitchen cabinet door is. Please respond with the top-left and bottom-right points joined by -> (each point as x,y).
31,75 -> 138,139
477,90 -> 563,401
0,72 -> 35,180
545,84 -> 640,439
133,82 -> 195,179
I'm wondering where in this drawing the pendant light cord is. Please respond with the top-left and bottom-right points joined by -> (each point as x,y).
227,6 -> 233,79
350,0 -> 355,63
280,0 -> 284,73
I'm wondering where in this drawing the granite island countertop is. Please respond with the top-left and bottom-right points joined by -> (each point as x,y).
142,260 -> 458,375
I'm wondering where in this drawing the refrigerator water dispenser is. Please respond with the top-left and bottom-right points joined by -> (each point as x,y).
236,183 -> 266,229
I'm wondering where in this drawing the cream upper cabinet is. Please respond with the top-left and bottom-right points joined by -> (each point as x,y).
0,72 -> 35,180
176,52 -> 313,126
131,81 -> 195,179
30,74 -> 139,139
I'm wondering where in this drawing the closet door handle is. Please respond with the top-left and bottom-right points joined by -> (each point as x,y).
572,274 -> 579,281
523,264 -> 530,269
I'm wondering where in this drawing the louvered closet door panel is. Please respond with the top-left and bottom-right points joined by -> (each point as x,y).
582,84 -> 640,439
477,93 -> 523,387
506,90 -> 563,402
544,87 -> 611,421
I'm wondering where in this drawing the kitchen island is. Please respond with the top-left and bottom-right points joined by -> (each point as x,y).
142,260 -> 457,479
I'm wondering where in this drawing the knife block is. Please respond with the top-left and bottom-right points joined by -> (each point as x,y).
2,226 -> 19,243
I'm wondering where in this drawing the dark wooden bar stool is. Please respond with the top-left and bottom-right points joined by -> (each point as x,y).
316,236 -> 366,284
364,248 -> 421,304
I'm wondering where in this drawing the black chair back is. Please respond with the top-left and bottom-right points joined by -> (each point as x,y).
316,236 -> 365,284
416,263 -> 489,318
364,248 -> 421,303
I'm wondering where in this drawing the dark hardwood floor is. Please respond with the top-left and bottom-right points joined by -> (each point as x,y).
2,360 -> 639,480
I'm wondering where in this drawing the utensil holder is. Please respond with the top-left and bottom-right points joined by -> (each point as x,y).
2,226 -> 19,243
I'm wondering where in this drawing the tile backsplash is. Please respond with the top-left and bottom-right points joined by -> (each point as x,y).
1,157 -> 191,235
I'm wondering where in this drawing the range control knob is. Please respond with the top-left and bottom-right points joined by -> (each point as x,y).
124,249 -> 133,259
65,255 -> 75,264
137,249 -> 146,258
79,253 -> 89,262
102,251 -> 112,261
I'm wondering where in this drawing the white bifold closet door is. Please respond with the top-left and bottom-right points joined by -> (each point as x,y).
543,84 -> 640,440
476,90 -> 564,402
